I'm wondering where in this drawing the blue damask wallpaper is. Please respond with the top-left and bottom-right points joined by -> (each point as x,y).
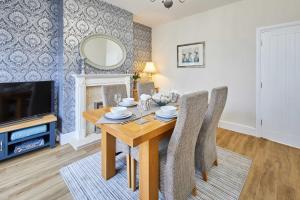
133,22 -> 152,73
0,0 -> 59,83
0,0 -> 151,135
0,0 -> 60,115
61,0 -> 134,133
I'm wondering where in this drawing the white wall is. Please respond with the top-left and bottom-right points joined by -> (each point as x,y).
152,0 -> 300,134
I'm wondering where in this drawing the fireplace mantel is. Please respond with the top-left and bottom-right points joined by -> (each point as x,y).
68,74 -> 132,150
74,74 -> 133,78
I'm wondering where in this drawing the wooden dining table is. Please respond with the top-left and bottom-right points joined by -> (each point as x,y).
83,107 -> 177,200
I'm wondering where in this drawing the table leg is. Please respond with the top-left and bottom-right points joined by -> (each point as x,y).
139,138 -> 159,200
101,130 -> 116,180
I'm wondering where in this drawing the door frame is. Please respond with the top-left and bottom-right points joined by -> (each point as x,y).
256,20 -> 300,138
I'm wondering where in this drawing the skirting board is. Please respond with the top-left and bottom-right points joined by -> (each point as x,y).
60,132 -> 101,150
218,121 -> 257,137
59,131 -> 75,146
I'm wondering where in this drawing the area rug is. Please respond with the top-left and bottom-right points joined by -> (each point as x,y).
60,147 -> 251,200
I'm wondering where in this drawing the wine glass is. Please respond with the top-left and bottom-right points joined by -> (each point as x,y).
150,89 -> 155,96
137,101 -> 143,119
136,100 -> 148,124
114,93 -> 122,106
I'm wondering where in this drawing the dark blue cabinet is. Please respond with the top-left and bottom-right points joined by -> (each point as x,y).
0,115 -> 56,161
49,122 -> 56,148
0,134 -> 7,160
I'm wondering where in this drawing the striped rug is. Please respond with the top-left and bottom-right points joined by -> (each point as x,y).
60,147 -> 251,200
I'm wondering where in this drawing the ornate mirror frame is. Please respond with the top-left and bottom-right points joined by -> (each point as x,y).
79,34 -> 127,70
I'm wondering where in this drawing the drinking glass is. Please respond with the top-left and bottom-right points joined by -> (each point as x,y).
150,89 -> 155,96
137,101 -> 143,118
114,93 -> 122,106
136,100 -> 148,124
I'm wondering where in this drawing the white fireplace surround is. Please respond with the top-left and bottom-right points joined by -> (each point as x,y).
61,74 -> 132,150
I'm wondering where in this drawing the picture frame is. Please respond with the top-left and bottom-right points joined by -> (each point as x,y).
177,42 -> 205,68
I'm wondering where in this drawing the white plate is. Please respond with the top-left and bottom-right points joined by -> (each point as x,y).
119,101 -> 137,107
105,111 -> 133,120
155,110 -> 178,119
160,106 -> 177,115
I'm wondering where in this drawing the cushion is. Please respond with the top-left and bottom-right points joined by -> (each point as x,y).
11,125 -> 47,141
14,138 -> 45,153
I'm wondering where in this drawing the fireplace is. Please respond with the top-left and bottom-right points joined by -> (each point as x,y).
86,86 -> 104,135
93,101 -> 103,133
68,74 -> 132,150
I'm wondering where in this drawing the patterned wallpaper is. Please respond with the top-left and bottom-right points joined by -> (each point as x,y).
133,22 -> 152,73
61,0 -> 134,133
0,0 -> 59,97
0,0 -> 151,135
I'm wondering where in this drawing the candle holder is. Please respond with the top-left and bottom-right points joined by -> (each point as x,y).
81,57 -> 87,75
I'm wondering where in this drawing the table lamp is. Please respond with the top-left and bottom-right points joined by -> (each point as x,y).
143,62 -> 157,79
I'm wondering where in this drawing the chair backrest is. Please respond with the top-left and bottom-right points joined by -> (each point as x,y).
195,86 -> 228,171
137,81 -> 155,97
200,86 -> 228,140
164,91 -> 208,200
101,84 -> 128,107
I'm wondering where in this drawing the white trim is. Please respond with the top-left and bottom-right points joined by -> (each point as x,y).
218,121 -> 257,137
256,20 -> 300,138
59,131 -> 75,146
256,21 -> 300,33
72,74 -> 131,150
80,34 -> 127,70
256,26 -> 263,138
60,131 -> 101,150
265,138 -> 300,150
69,133 -> 101,150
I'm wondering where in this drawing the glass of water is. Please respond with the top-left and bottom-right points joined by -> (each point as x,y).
151,89 -> 155,96
114,93 -> 122,106
136,100 -> 148,125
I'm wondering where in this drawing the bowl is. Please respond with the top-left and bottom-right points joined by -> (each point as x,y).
152,99 -> 169,106
160,106 -> 177,115
152,93 -> 171,106
111,107 -> 127,115
122,98 -> 134,104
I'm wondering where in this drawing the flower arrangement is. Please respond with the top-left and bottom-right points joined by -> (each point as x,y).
133,72 -> 141,81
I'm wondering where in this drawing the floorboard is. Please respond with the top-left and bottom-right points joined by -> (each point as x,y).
0,129 -> 299,200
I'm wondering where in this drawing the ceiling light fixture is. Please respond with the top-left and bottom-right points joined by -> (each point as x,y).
150,0 -> 186,9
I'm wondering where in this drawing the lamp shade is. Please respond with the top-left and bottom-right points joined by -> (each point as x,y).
143,62 -> 157,74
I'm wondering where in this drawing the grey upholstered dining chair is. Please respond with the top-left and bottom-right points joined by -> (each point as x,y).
131,91 -> 208,199
195,86 -> 228,182
137,81 -> 155,97
102,84 -> 128,107
101,84 -> 132,187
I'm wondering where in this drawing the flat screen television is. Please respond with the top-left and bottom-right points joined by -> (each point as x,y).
0,81 -> 54,126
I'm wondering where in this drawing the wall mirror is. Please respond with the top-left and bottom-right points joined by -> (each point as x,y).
80,34 -> 126,70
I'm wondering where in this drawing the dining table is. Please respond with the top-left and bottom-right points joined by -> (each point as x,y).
83,106 -> 177,200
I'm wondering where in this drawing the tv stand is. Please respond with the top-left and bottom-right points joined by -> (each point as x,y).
0,115 -> 43,128
0,115 -> 57,161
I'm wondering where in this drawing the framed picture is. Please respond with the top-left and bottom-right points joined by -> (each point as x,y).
177,42 -> 205,68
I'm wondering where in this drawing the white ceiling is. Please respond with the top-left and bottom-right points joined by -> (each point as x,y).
104,0 -> 242,27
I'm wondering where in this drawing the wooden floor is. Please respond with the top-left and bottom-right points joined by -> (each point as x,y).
0,129 -> 299,200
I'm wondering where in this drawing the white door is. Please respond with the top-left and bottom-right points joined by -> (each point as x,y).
259,23 -> 300,148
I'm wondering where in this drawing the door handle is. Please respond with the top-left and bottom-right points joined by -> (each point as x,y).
0,141 -> 2,152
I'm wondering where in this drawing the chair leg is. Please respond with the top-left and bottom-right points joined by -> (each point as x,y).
214,159 -> 218,166
126,155 -> 131,188
202,171 -> 208,182
192,186 -> 197,196
130,158 -> 137,191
